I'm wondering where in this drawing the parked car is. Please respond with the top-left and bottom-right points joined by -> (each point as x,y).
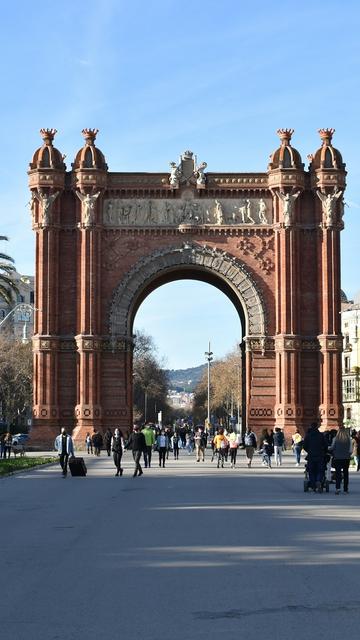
11,434 -> 29,446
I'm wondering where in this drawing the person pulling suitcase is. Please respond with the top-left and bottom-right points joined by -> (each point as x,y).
54,428 -> 74,478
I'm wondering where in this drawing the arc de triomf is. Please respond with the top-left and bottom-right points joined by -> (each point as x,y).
28,128 -> 346,446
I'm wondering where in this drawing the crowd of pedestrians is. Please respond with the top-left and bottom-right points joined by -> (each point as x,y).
51,421 -> 360,492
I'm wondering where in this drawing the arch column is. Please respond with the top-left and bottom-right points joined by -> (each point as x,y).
72,224 -> 103,442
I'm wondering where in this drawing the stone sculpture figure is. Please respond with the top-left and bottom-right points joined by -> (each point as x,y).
35,189 -> 60,226
316,188 -> 343,226
169,162 -> 181,188
258,198 -> 268,224
245,199 -> 255,224
276,190 -> 301,227
195,161 -> 207,186
214,199 -> 225,225
76,191 -> 101,226
235,200 -> 255,224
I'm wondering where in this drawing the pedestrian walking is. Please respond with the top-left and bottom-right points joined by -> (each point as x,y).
111,428 -> 124,476
194,427 -> 206,462
104,428 -> 113,457
0,433 -> 5,459
244,427 -> 257,467
54,427 -> 74,477
156,429 -> 169,468
165,426 -> 173,459
273,427 -> 285,466
142,423 -> 156,468
303,422 -> 327,492
3,433 -> 12,459
228,431 -> 241,468
179,426 -> 186,449
172,431 -> 180,459
261,437 -> 273,468
92,430 -> 103,456
352,430 -> 360,471
85,432 -> 93,455
213,429 -> 228,468
185,432 -> 194,455
125,424 -> 146,477
330,426 -> 352,494
292,427 -> 304,466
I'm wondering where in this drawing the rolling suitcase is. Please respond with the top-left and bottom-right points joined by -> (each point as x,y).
69,456 -> 87,477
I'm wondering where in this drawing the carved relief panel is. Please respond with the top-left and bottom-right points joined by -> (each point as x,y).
103,196 -> 273,227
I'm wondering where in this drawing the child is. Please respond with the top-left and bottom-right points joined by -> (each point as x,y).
262,437 -> 273,468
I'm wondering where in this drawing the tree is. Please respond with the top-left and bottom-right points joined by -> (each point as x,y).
133,330 -> 169,423
193,347 -> 242,425
0,336 -> 32,429
0,236 -> 19,304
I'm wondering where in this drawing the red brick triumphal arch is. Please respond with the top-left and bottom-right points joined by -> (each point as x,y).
28,128 -> 346,447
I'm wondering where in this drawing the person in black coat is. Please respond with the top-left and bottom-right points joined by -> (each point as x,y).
303,422 -> 327,492
111,428 -> 124,476
104,428 -> 113,457
92,430 -> 103,456
125,425 -> 146,477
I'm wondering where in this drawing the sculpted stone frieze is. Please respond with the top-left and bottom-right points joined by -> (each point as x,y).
103,197 -> 273,227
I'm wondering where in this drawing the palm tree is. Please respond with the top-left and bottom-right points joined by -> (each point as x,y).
0,236 -> 19,305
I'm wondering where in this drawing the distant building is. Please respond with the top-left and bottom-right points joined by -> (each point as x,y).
0,271 -> 34,340
341,291 -> 360,427
167,389 -> 194,409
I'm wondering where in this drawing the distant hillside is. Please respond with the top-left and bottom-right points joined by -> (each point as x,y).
165,364 -> 206,392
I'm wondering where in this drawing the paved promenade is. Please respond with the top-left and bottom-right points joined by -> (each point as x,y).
1,450 -> 359,640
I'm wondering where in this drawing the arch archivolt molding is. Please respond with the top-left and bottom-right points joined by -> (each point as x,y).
109,242 -> 267,338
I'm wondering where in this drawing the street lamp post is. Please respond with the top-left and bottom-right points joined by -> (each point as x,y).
205,341 -> 213,429
236,364 -> 241,433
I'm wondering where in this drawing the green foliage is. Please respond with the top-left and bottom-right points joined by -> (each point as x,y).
0,336 -> 32,427
0,236 -> 19,304
193,346 -> 242,424
133,330 -> 169,423
0,456 -> 55,476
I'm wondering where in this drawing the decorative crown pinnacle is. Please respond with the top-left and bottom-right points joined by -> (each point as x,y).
277,129 -> 294,145
82,128 -> 99,145
318,128 -> 335,145
40,128 -> 57,145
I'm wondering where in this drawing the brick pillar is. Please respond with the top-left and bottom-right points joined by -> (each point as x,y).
273,197 -> 304,434
318,227 -> 343,428
32,224 -> 63,445
72,224 -> 103,444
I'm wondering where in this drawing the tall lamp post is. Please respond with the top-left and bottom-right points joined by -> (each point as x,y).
205,342 -> 213,429
235,363 -> 241,433
0,303 -> 35,344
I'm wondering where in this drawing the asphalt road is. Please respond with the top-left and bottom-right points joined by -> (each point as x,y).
1,450 -> 359,640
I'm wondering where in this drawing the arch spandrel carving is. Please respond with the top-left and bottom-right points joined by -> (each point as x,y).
109,243 -> 267,338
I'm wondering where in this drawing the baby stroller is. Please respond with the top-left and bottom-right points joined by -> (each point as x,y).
303,454 -> 330,492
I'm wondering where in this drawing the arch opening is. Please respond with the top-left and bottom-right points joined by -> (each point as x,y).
109,243 -> 267,340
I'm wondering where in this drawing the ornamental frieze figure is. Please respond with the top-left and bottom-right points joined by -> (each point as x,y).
33,188 -> 60,226
102,196 -> 273,227
274,189 -> 301,227
76,190 -> 101,227
168,150 -> 207,189
316,187 -> 343,227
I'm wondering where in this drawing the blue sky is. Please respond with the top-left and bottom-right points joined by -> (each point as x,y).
1,0 -> 360,368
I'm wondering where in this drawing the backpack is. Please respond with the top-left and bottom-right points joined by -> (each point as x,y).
245,432 -> 256,447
